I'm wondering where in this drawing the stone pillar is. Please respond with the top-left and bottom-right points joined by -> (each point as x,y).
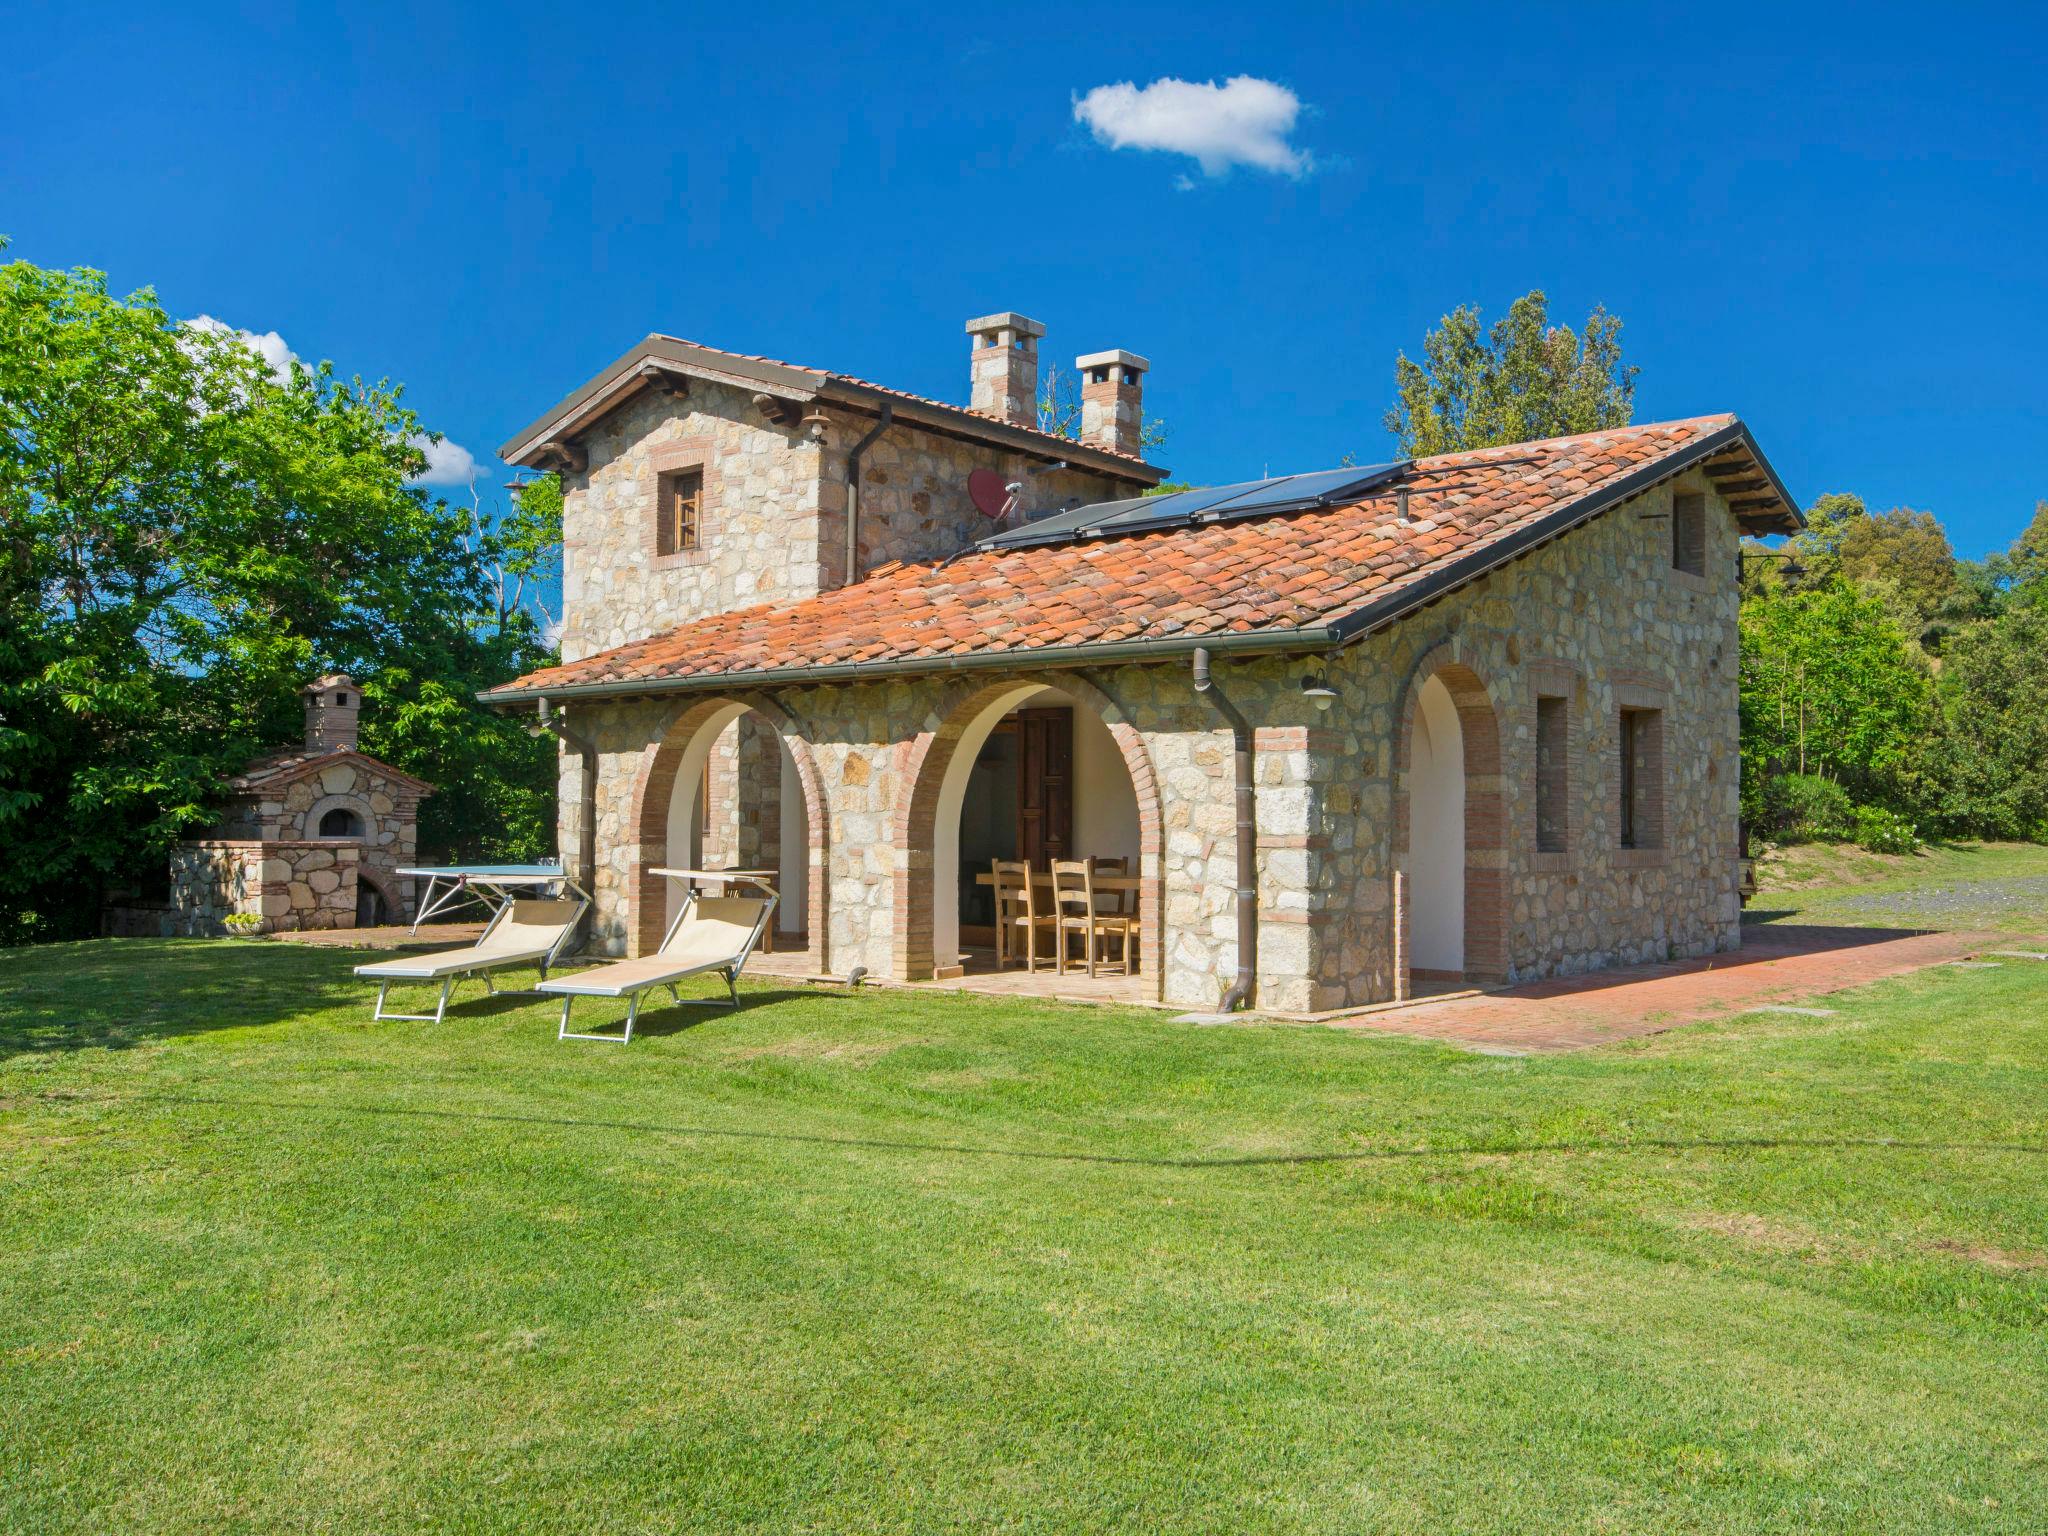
730,715 -> 783,872
966,312 -> 1045,426
700,720 -> 741,868
1076,349 -> 1148,458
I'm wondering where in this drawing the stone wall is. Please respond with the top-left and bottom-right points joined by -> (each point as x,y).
108,840 -> 364,937
825,419 -> 1130,582
547,468 -> 1743,1012
556,383 -> 1138,662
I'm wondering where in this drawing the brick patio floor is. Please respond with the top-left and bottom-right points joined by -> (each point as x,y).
1291,924 -> 2017,1054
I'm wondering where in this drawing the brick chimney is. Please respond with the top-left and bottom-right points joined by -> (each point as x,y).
1076,348 -> 1149,457
965,312 -> 1045,427
304,673 -> 361,752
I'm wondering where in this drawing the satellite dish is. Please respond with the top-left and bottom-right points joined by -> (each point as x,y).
968,468 -> 1013,522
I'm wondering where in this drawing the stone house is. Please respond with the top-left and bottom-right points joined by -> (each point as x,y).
109,676 -> 432,936
484,314 -> 1800,1012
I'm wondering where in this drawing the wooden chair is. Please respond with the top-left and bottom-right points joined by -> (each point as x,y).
1091,856 -> 1131,916
1049,860 -> 1142,978
991,859 -> 1051,972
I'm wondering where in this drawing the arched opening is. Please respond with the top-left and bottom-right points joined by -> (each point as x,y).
898,676 -> 1160,995
355,880 -> 389,927
630,695 -> 827,963
318,806 -> 365,839
1407,675 -> 1465,978
1394,651 -> 1507,996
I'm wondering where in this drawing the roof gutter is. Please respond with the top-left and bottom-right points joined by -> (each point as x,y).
478,624 -> 1332,707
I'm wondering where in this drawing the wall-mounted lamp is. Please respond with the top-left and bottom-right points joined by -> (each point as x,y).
800,410 -> 831,445
1739,548 -> 1806,581
1300,662 -> 1338,712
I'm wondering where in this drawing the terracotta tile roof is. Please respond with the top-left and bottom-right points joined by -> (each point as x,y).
487,415 -> 1796,701
227,746 -> 435,794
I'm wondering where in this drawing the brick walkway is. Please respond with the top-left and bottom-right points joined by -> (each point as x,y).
1300,924 -> 2009,1054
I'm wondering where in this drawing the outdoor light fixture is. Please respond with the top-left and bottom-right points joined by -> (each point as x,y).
1739,547 -> 1806,581
800,410 -> 831,445
1300,665 -> 1338,711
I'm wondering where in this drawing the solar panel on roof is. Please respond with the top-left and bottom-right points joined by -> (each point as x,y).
975,462 -> 1410,552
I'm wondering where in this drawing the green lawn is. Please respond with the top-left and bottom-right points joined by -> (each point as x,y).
1749,837 -> 2048,934
3,934 -> 2045,1533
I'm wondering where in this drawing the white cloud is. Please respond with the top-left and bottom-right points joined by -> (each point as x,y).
405,432 -> 478,487
1073,75 -> 1312,180
185,314 -> 300,383
183,314 -> 477,488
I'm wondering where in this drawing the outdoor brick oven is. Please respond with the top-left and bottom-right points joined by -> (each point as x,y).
105,676 -> 433,937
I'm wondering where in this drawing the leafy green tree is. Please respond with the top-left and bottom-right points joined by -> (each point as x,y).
1790,494 -> 1958,645
1787,492 -> 1866,584
1384,291 -> 1636,456
0,253 -> 555,941
1914,605 -> 2048,839
1738,581 -> 1929,825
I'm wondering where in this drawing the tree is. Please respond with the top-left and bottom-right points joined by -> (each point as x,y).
1914,604 -> 2048,839
1789,495 -> 1958,645
0,253 -> 555,942
1384,290 -> 1636,456
1737,581 -> 1929,824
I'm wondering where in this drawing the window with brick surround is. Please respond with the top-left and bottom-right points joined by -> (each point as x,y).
1618,707 -> 1664,850
1671,491 -> 1706,577
657,467 -> 703,556
1535,694 -> 1568,853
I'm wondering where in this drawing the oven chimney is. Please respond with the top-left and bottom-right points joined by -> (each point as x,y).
965,312 -> 1044,427
304,674 -> 360,753
1076,348 -> 1148,457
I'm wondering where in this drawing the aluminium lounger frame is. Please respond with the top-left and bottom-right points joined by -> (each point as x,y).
554,869 -> 777,1045
365,879 -> 591,1024
397,860 -> 571,933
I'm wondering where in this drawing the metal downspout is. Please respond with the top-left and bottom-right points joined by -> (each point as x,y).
536,698 -> 598,943
1192,646 -> 1257,1010
842,403 -> 894,586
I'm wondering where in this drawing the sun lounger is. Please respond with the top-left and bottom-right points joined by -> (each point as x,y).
354,896 -> 587,1024
539,888 -> 775,1044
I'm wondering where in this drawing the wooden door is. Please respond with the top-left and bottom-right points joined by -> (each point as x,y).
1014,708 -> 1072,869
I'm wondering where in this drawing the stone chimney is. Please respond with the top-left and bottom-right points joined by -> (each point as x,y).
304,673 -> 361,753
1076,349 -> 1149,457
965,312 -> 1045,427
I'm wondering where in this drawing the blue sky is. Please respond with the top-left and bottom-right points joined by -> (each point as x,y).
5,0 -> 2044,556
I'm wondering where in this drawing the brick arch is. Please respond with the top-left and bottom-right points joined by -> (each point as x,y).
1391,638 -> 1507,988
627,692 -> 829,962
893,672 -> 1164,996
356,865 -> 404,926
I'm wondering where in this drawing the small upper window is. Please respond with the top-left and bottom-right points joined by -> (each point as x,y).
335,691 -> 349,707
318,807 -> 365,838
657,468 -> 704,556
1671,492 -> 1706,577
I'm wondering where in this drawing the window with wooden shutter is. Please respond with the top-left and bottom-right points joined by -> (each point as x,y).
1536,694 -> 1568,853
657,468 -> 704,556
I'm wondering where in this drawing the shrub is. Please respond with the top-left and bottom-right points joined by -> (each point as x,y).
1854,806 -> 1921,855
221,912 -> 266,935
1774,773 -> 1855,843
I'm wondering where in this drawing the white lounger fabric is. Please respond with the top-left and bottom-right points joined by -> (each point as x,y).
355,899 -> 584,980
540,897 -> 770,1041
